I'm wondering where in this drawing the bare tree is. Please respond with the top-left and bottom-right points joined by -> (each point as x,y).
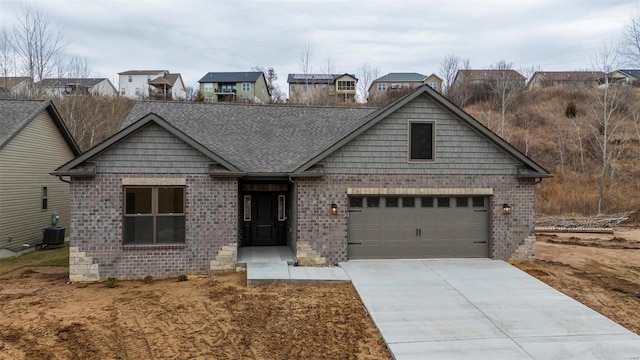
298,43 -> 313,104
588,44 -> 632,213
439,54 -> 461,95
489,59 -> 524,137
356,63 -> 379,103
319,57 -> 335,105
518,65 -> 542,85
252,65 -> 284,103
620,7 -> 640,67
11,4 -> 66,95
0,26 -> 14,78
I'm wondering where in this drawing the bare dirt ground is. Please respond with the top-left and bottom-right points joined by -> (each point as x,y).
0,271 -> 391,360
511,226 -> 640,335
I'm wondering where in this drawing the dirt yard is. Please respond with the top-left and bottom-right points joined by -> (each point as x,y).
511,226 -> 640,335
0,270 -> 391,360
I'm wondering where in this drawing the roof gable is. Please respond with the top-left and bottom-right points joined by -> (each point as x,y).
294,86 -> 550,178
0,99 -> 80,155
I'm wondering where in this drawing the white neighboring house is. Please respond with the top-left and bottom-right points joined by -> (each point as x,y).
36,78 -> 117,97
118,70 -> 186,100
0,77 -> 33,98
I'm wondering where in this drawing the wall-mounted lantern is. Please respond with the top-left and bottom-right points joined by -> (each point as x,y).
330,203 -> 338,215
502,203 -> 512,214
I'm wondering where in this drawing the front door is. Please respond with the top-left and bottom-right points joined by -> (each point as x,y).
242,192 -> 286,246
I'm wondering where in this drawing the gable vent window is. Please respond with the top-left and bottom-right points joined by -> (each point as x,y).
409,121 -> 435,161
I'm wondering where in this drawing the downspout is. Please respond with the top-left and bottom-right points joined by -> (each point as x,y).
288,176 -> 298,264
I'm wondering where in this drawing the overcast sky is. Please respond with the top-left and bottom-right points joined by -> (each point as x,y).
0,0 -> 637,95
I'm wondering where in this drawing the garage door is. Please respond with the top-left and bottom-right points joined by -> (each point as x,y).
347,195 -> 489,259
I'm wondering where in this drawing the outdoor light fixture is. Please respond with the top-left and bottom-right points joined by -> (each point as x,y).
502,203 -> 512,214
330,203 -> 338,215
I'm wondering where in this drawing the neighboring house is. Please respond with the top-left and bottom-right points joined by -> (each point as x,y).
37,78 -> 117,97
118,70 -> 186,100
527,71 -> 604,89
0,100 -> 81,258
453,69 -> 526,88
369,73 -> 442,100
451,69 -> 526,104
598,69 -> 640,86
0,77 -> 33,98
287,73 -> 357,104
53,85 -> 550,282
198,72 -> 270,104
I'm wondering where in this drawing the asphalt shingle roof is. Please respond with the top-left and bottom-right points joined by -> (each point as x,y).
198,72 -> 263,83
0,77 -> 31,90
122,102 -> 378,173
374,73 -> 426,82
287,73 -> 357,84
0,99 -> 50,149
37,78 -> 107,87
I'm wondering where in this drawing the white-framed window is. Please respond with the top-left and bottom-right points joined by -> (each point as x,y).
377,83 -> 387,91
428,82 -> 438,90
120,88 -> 125,95
408,121 -> 435,162
391,83 -> 401,89
204,96 -> 213,102
203,83 -> 213,92
242,82 -> 251,92
123,186 -> 185,244
128,75 -> 132,83
147,75 -> 151,82
290,84 -> 296,92
337,80 -> 355,91
135,87 -> 140,95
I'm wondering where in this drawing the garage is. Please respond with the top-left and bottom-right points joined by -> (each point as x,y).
347,195 -> 489,259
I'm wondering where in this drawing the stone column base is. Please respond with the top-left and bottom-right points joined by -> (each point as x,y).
69,247 -> 100,282
510,235 -> 536,261
296,241 -> 327,266
210,242 -> 237,273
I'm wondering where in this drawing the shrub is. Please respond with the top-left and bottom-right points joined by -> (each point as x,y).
104,277 -> 117,288
177,275 -> 188,282
143,275 -> 153,284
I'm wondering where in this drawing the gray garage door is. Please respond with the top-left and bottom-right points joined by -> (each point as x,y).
347,195 -> 489,259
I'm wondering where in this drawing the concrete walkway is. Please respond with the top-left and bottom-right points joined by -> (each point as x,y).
340,259 -> 640,360
238,246 -> 350,285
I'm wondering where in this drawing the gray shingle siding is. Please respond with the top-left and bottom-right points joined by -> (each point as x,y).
322,96 -> 520,174
92,123 -> 210,174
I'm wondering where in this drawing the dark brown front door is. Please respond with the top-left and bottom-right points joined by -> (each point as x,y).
242,192 -> 286,246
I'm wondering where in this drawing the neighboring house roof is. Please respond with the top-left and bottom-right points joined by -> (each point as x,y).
148,77 -> 173,86
53,86 -> 551,179
617,69 -> 640,78
0,99 -> 80,154
287,73 -> 357,84
198,72 -> 264,83
36,78 -> 110,87
0,77 -> 31,90
118,70 -> 168,75
457,69 -> 526,81
530,71 -> 604,82
373,73 -> 426,82
163,73 -> 182,86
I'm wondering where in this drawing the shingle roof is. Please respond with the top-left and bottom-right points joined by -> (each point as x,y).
0,99 -> 80,154
373,73 -> 426,82
531,71 -> 604,82
458,69 -> 526,81
121,103 -> 377,173
198,72 -> 263,83
0,77 -> 31,90
37,78 -> 108,87
618,69 -> 640,78
287,73 -> 357,84
118,70 -> 168,75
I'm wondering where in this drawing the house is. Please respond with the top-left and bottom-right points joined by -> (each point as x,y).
369,73 -> 442,101
527,71 -> 604,89
118,70 -> 186,100
598,69 -> 640,86
0,100 -> 81,258
37,78 -> 117,97
0,77 -> 33,98
287,73 -> 357,104
198,72 -> 270,104
451,69 -> 526,104
52,85 -> 551,282
453,69 -> 526,88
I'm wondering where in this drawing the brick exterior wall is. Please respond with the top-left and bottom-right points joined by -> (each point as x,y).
295,174 -> 536,265
69,174 -> 237,281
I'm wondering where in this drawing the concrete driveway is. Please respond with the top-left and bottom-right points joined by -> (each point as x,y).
340,259 -> 640,360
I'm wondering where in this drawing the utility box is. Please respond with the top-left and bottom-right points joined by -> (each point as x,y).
42,227 -> 65,247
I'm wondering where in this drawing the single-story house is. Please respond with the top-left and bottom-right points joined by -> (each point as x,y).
53,86 -> 551,282
0,100 -> 81,258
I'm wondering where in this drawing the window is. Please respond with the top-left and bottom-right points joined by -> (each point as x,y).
472,197 -> 485,207
278,195 -> 286,221
147,75 -> 151,81
303,84 -> 308,92
349,197 -> 363,208
291,84 -> 296,92
456,197 -> 469,207
428,82 -> 438,90
421,197 -> 434,207
120,88 -> 125,95
41,186 -> 48,210
204,96 -> 213,102
402,197 -> 415,207
437,197 -> 450,208
337,80 -> 355,91
366,197 -> 380,208
377,83 -> 387,91
242,82 -> 251,92
124,187 -> 185,244
128,75 -> 132,83
203,83 -> 213,92
404,83 -> 410,88
244,195 -> 251,221
409,121 -> 435,161
391,83 -> 401,89
135,87 -> 140,95
386,197 -> 399,208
